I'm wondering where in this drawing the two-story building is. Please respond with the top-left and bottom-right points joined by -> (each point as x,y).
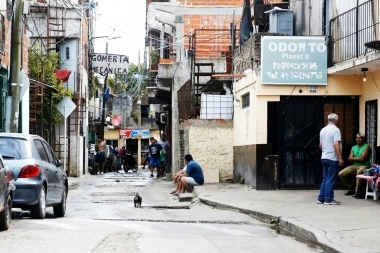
146,0 -> 243,178
233,0 -> 380,189
26,0 -> 93,176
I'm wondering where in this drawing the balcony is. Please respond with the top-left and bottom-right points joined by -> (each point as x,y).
328,0 -> 380,74
158,58 -> 178,81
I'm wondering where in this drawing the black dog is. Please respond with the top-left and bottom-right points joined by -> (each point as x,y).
134,193 -> 142,208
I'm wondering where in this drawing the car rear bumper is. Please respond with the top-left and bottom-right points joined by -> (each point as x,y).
13,180 -> 41,206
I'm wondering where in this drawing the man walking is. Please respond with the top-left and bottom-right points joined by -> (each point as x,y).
148,137 -> 162,178
317,113 -> 344,205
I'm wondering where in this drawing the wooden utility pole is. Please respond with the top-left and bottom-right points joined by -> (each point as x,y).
10,0 -> 23,133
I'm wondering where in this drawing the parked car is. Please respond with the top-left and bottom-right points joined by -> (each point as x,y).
0,133 -> 67,219
0,154 -> 14,231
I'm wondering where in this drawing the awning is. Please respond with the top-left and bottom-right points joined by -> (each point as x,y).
55,69 -> 71,82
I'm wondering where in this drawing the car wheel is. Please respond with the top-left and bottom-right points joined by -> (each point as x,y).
30,185 -> 46,219
0,195 -> 12,231
53,184 -> 67,218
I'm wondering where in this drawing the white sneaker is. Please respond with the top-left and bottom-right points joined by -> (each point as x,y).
96,172 -> 99,175
100,172 -> 104,175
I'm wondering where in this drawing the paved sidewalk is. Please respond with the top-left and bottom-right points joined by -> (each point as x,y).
194,183 -> 380,253
69,175 -> 379,253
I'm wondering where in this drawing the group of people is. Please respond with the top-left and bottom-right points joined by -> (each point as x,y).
92,138 -> 130,175
318,113 -> 371,205
147,134 -> 170,178
89,134 -> 205,194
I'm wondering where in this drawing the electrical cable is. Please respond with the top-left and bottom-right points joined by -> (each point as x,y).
285,85 -> 297,99
368,70 -> 380,92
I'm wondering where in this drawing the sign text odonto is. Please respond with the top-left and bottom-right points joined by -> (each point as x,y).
261,36 -> 327,85
91,53 -> 129,75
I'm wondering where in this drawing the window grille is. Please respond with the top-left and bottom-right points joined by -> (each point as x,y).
242,92 -> 250,108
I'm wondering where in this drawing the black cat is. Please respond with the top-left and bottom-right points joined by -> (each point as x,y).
134,193 -> 142,208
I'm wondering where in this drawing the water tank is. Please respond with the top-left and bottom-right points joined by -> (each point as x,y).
264,8 -> 293,35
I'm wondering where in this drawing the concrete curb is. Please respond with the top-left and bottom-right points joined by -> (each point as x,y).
198,197 -> 340,253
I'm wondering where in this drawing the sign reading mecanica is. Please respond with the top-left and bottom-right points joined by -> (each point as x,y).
91,53 -> 129,75
261,36 -> 327,85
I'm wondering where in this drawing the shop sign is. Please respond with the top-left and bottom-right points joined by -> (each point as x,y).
120,129 -> 150,139
261,36 -> 327,85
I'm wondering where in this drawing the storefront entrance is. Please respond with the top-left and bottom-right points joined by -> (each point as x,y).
268,96 -> 359,189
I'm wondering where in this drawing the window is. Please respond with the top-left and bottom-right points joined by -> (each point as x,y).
66,47 -> 70,60
242,92 -> 250,108
33,140 -> 49,162
42,141 -> 56,164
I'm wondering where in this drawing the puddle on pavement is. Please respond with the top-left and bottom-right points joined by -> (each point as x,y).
92,199 -> 133,203
90,192 -> 138,196
96,218 -> 253,225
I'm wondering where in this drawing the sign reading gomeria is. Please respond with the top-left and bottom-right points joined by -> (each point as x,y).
261,36 -> 327,85
91,53 -> 129,75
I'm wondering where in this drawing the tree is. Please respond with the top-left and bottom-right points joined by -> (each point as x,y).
28,48 -> 72,124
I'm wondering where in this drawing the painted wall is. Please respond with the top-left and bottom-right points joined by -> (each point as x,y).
183,119 -> 234,182
233,71 -> 363,147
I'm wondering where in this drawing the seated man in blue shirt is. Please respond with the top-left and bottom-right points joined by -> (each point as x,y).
176,154 -> 204,194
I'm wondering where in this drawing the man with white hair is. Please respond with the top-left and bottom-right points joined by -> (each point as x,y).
317,113 -> 344,205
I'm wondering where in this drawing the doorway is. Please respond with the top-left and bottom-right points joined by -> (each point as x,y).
270,96 -> 359,189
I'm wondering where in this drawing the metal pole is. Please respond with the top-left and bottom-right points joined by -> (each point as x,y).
64,107 -> 67,174
10,0 -> 23,133
100,42 -> 108,139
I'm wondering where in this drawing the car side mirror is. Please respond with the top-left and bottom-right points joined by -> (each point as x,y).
56,160 -> 63,167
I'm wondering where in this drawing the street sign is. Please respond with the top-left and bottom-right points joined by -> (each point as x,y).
56,96 -> 77,174
57,96 -> 76,118
91,53 -> 129,75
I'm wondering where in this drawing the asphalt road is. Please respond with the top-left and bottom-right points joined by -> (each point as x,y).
1,168 -> 329,253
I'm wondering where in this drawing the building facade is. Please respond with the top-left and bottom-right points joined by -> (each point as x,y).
146,0 -> 243,178
233,0 -> 380,189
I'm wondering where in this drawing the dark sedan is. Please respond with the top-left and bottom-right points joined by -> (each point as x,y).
0,154 -> 14,230
0,133 -> 67,219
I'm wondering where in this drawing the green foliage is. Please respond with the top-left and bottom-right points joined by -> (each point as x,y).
28,48 -> 72,124
89,75 -> 99,99
239,177 -> 245,184
150,50 -> 159,65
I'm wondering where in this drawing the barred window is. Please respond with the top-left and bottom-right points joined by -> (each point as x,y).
242,92 -> 250,108
0,14 -> 4,54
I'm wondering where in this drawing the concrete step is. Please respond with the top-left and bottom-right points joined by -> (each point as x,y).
178,193 -> 194,202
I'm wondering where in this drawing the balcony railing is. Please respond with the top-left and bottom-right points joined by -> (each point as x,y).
328,0 -> 380,67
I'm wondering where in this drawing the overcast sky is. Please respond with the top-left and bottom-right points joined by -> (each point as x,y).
94,0 -> 146,65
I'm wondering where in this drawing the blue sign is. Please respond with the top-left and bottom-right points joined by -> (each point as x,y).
104,87 -> 110,100
261,36 -> 327,85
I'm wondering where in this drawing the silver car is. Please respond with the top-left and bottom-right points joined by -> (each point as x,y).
0,133 -> 67,219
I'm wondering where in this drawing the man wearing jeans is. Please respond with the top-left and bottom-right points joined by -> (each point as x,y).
317,113 -> 344,205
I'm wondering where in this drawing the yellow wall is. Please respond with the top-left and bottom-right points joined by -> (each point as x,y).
234,71 -> 363,147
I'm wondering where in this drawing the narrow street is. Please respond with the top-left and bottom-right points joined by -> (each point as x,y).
2,168 -> 329,253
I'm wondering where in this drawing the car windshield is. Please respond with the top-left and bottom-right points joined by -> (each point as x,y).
0,137 -> 30,159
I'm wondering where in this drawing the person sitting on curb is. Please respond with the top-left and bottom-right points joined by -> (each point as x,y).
338,133 -> 371,198
172,154 -> 204,196
170,166 -> 187,194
